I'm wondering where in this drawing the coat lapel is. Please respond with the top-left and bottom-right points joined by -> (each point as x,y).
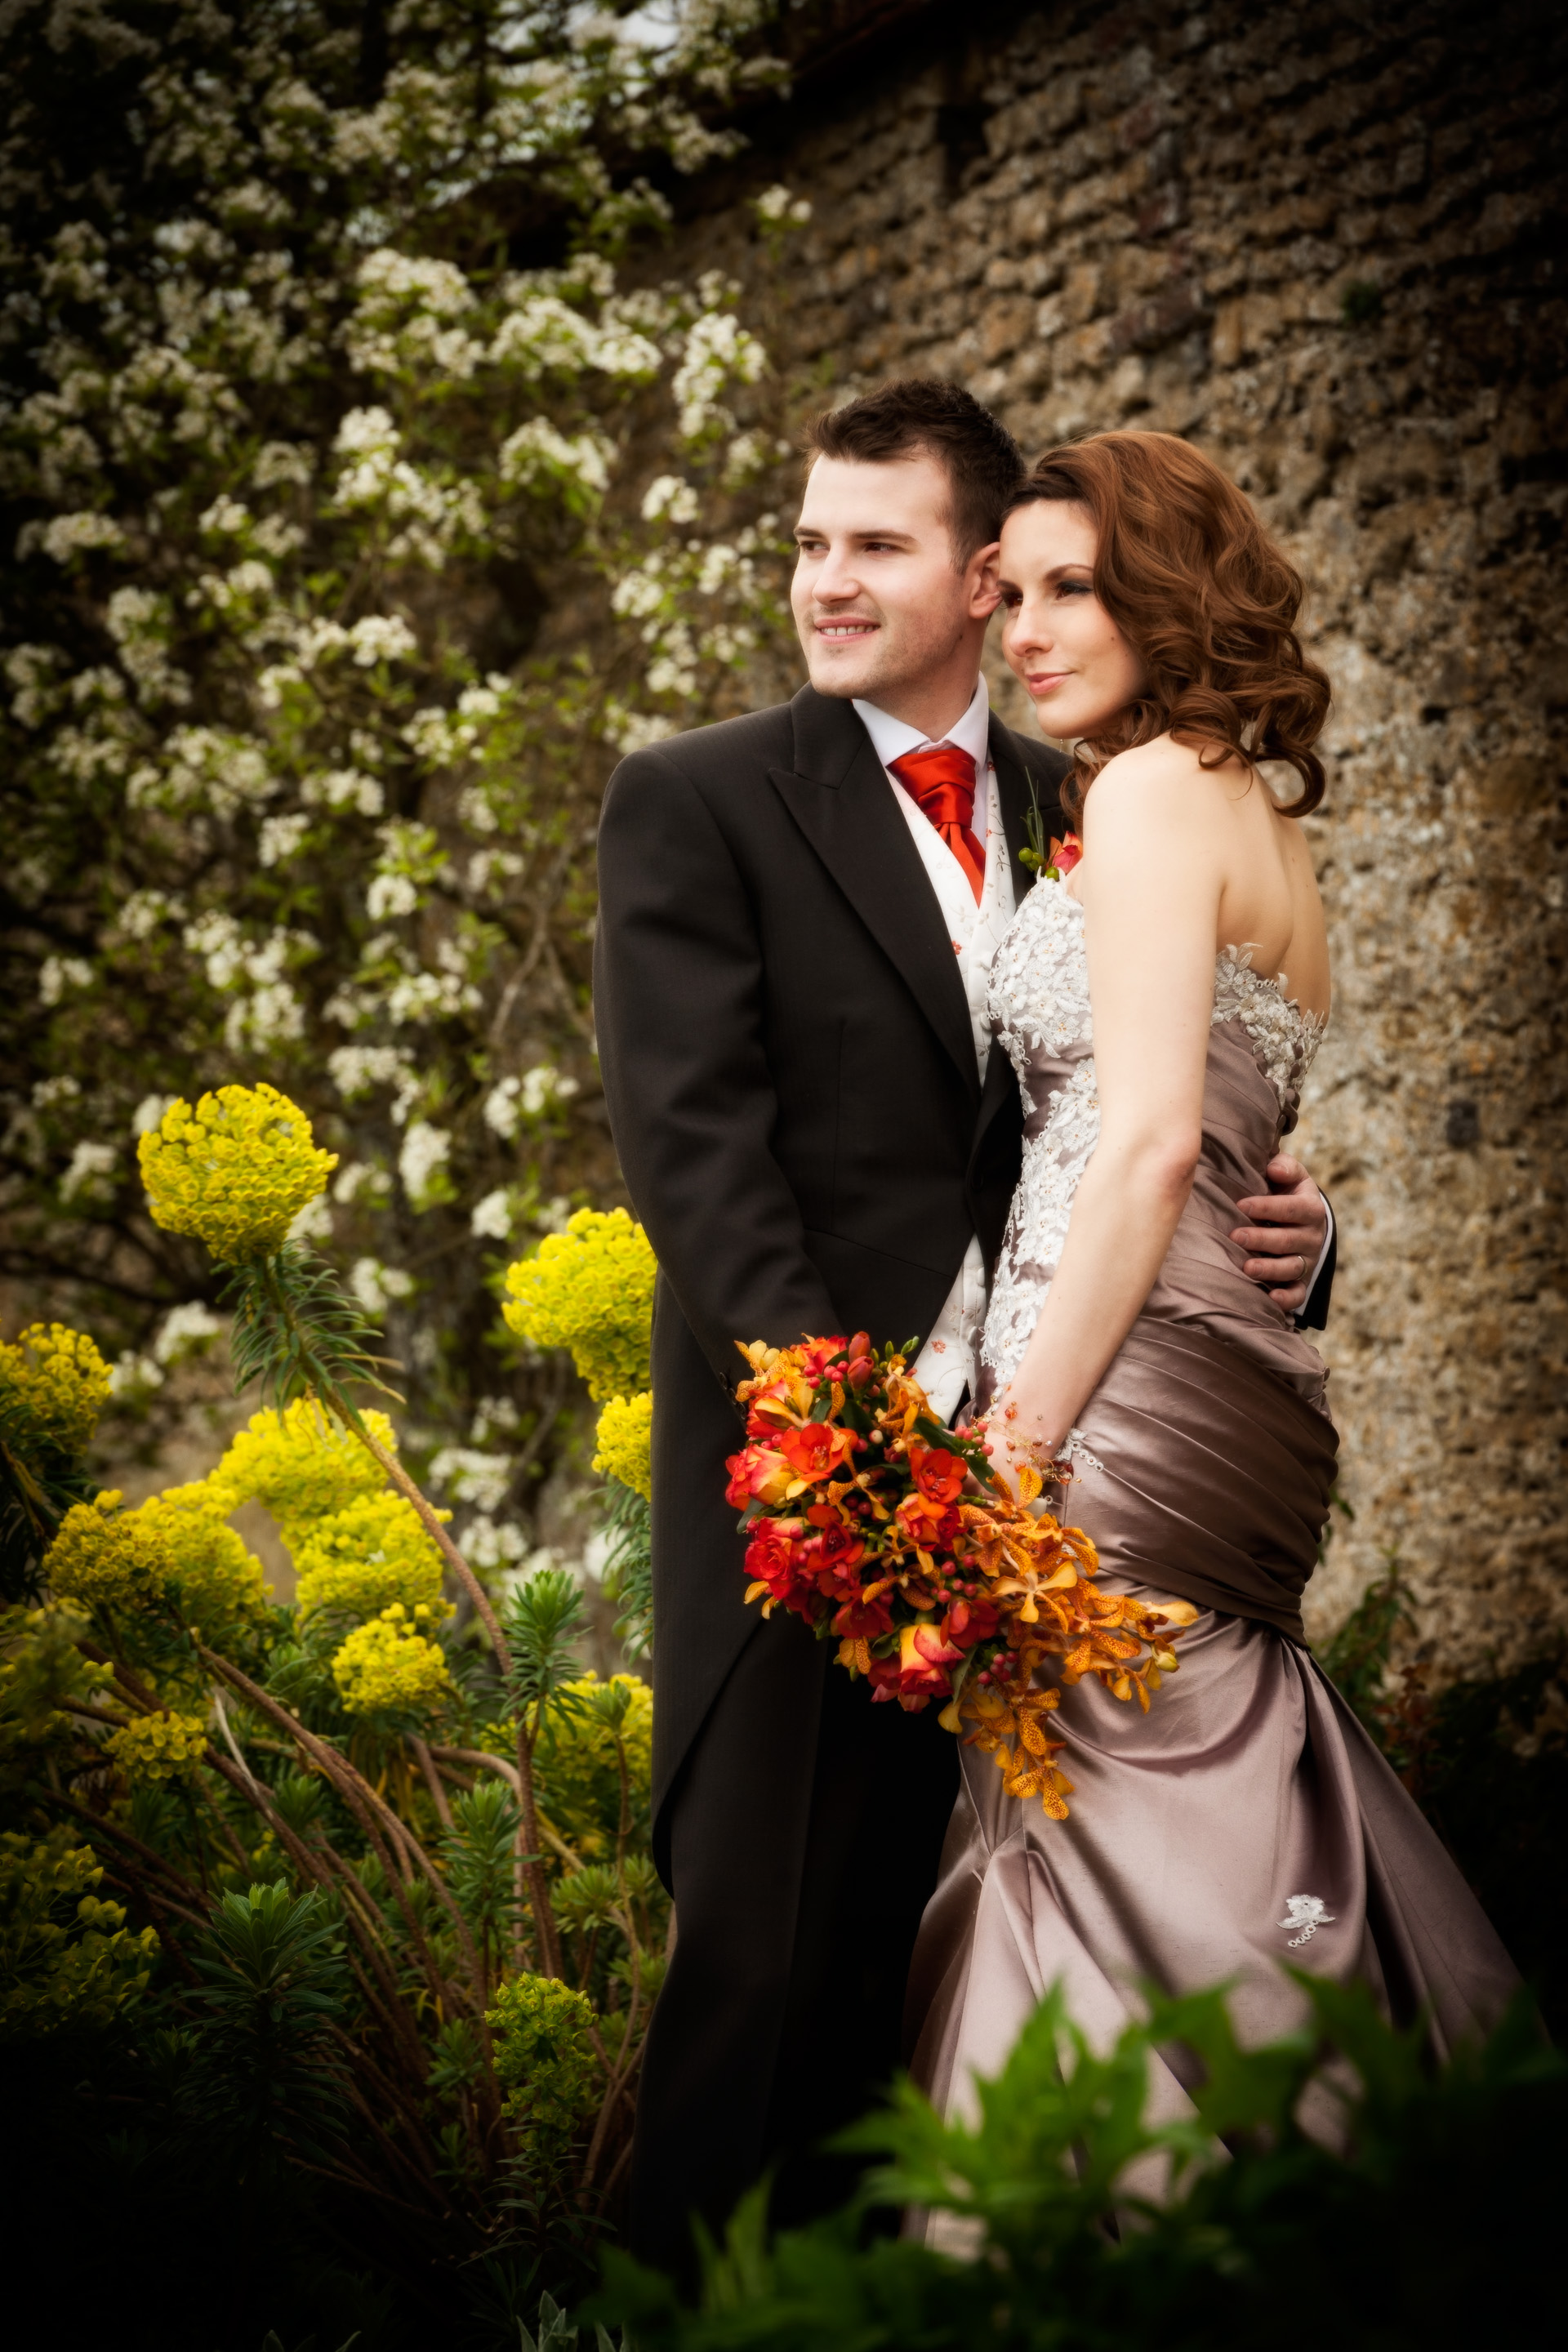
768,688 -> 980,1101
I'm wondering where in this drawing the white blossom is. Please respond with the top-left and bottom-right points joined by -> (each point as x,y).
38,510 -> 125,562
259,811 -> 311,866
367,870 -> 419,920
641,473 -> 699,523
754,183 -> 812,227
428,1446 -> 513,1512
153,1300 -> 221,1364
60,1139 -> 117,1204
347,613 -> 418,666
328,1045 -> 410,1101
39,955 -> 93,1006
470,1186 -> 516,1239
109,1351 -> 165,1398
399,1118 -> 451,1207
500,418 -> 612,497
349,1256 -> 415,1316
461,1515 -> 528,1570
287,1194 -> 335,1244
301,767 -> 384,816
32,1075 -> 81,1108
199,493 -> 252,535
132,1094 -> 175,1135
252,439 -> 314,488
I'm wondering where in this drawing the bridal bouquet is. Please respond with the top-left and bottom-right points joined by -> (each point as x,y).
727,1334 -> 1194,1818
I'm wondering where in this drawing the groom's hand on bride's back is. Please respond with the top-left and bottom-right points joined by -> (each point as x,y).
1231,1154 -> 1330,1316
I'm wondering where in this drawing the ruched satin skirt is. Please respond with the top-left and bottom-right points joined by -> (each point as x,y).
907,1321 -> 1521,2139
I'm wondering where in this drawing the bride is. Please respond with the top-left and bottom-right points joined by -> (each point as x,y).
906,430 -> 1519,2131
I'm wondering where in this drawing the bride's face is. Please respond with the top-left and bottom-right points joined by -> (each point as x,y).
997,500 -> 1145,737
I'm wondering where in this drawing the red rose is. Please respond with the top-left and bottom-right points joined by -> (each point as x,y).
743,1522 -> 814,1615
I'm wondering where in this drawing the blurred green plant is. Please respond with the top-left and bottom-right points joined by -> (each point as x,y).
595,1974 -> 1561,2350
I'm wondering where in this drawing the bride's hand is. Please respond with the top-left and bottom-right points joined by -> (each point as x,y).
978,1383 -> 1064,1499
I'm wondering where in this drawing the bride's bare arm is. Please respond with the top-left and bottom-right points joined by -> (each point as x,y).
991,742 -> 1222,1470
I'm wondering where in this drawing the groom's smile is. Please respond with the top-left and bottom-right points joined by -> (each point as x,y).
791,448 -> 1002,736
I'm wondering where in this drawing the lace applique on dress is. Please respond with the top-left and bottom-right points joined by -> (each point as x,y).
976,888 -> 1329,1408
1213,945 -> 1329,1129
979,887 -> 1098,1401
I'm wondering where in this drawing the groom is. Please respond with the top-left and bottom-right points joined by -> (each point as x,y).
593,380 -> 1333,2275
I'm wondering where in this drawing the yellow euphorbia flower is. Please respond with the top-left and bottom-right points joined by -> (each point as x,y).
0,1322 -> 111,1457
137,1084 -> 337,1263
293,1490 -> 452,1624
133,1479 -> 270,1633
502,1207 -> 655,1402
591,1389 -> 653,1500
331,1605 -> 451,1716
44,1493 -> 174,1612
105,1708 -> 210,1784
210,1396 -> 396,1544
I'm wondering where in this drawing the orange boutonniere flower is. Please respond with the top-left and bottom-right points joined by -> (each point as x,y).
1046,833 -> 1083,880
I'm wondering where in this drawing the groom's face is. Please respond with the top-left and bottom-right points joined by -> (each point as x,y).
791,452 -> 997,705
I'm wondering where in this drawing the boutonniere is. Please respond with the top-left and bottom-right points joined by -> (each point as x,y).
1018,767 -> 1082,882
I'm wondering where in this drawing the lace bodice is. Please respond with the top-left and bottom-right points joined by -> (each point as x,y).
978,880 -> 1328,1403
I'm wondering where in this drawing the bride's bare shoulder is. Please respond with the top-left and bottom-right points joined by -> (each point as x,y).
1083,735 -> 1242,836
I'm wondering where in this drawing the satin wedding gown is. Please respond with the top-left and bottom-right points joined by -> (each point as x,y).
906,875 -> 1520,2138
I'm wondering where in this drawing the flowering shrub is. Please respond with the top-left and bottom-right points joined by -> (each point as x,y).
504,1209 -> 658,1401
1,0 -> 804,1579
104,1709 -> 211,1784
487,1970 -> 601,2167
294,1491 -> 452,1624
42,1494 -> 175,1614
592,1391 -> 654,1501
0,1830 -> 158,2037
137,1086 -> 338,1262
329,1604 -> 452,1717
212,1396 -> 398,1542
132,1481 -> 270,1635
0,1325 -> 112,1457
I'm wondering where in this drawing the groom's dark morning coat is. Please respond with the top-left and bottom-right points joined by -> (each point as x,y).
593,683 -> 1072,2269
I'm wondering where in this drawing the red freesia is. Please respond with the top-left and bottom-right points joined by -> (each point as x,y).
942,1593 -> 1001,1651
908,1441 -> 967,1506
777,1420 -> 857,1483
831,1591 -> 895,1642
895,1490 -> 962,1549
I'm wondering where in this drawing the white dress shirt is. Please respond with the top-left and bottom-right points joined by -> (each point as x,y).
853,676 -> 1013,1423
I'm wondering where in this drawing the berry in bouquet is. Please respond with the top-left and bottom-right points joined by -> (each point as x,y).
726,1333 -> 1196,1819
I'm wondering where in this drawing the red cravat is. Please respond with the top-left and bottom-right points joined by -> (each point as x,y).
888,745 -> 987,905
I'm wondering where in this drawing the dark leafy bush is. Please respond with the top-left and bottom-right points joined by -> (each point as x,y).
592,1974 -> 1561,2351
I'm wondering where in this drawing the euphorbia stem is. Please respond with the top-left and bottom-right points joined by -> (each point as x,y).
517,1710 -> 563,1980
353,1425 -> 512,1668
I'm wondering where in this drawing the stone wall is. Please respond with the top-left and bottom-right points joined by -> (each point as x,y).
657,0 -> 1568,1666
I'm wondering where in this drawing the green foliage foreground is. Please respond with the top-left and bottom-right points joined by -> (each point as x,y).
594,1975 -> 1562,2352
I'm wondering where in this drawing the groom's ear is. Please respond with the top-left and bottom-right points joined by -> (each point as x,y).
968,537 -> 1003,620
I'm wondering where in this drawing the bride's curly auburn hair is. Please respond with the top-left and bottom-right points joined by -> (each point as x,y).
1005,431 -> 1330,824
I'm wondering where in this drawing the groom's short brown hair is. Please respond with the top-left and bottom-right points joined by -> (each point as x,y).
801,379 -> 1024,565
